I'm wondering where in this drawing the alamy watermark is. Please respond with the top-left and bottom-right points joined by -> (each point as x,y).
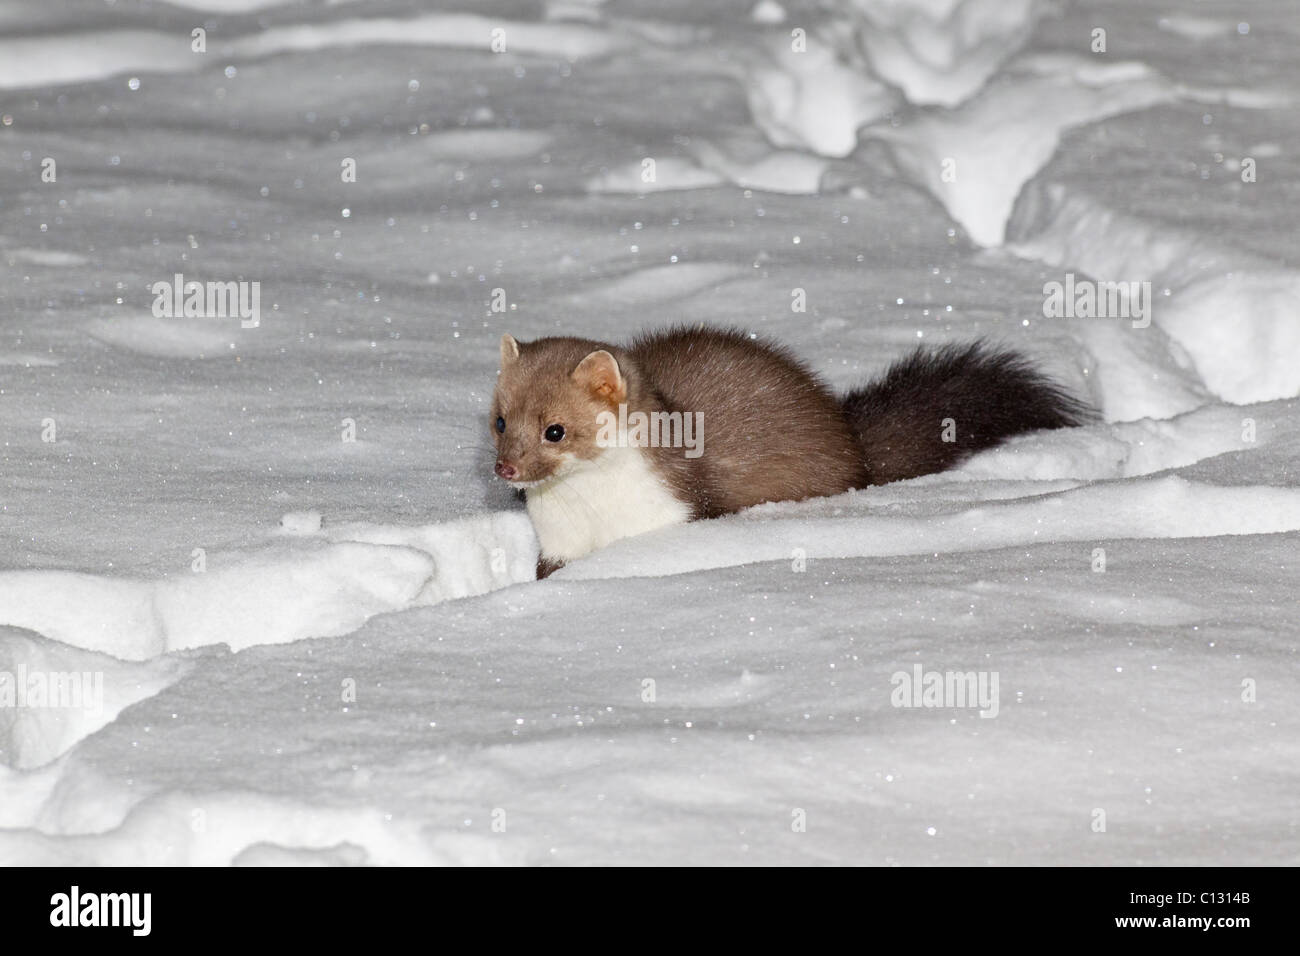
50,886 -> 150,936
1043,272 -> 1151,328
596,404 -> 704,459
0,666 -> 104,715
152,272 -> 260,328
890,664 -> 999,718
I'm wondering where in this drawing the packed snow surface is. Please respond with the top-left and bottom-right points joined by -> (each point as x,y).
0,0 -> 1296,864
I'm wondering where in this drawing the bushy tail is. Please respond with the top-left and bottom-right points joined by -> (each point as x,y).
840,342 -> 1092,485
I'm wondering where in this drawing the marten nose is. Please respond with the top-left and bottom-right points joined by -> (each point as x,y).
494,460 -> 518,480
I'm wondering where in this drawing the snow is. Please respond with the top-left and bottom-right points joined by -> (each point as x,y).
0,513 -> 535,659
0,0 -> 1297,865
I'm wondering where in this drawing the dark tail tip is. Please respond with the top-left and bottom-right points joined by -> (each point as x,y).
841,341 -> 1093,485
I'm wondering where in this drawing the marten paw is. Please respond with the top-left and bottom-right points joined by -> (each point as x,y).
536,557 -> 565,580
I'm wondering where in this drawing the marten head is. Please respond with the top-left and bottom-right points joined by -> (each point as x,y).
490,333 -> 629,488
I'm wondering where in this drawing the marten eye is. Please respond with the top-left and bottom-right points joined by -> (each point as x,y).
495,416 -> 505,434
544,424 -> 565,443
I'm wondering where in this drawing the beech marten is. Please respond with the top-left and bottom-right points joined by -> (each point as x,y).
490,326 -> 1090,578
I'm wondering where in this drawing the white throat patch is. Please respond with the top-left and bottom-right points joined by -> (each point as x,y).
526,446 -> 690,563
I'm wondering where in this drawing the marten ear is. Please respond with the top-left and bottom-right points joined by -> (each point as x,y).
572,349 -> 625,402
500,334 -> 520,370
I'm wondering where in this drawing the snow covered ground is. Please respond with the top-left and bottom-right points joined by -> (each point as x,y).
1,0 -> 1296,864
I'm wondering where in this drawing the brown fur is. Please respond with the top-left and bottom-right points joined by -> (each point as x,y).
621,327 -> 869,517
490,327 -> 869,513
